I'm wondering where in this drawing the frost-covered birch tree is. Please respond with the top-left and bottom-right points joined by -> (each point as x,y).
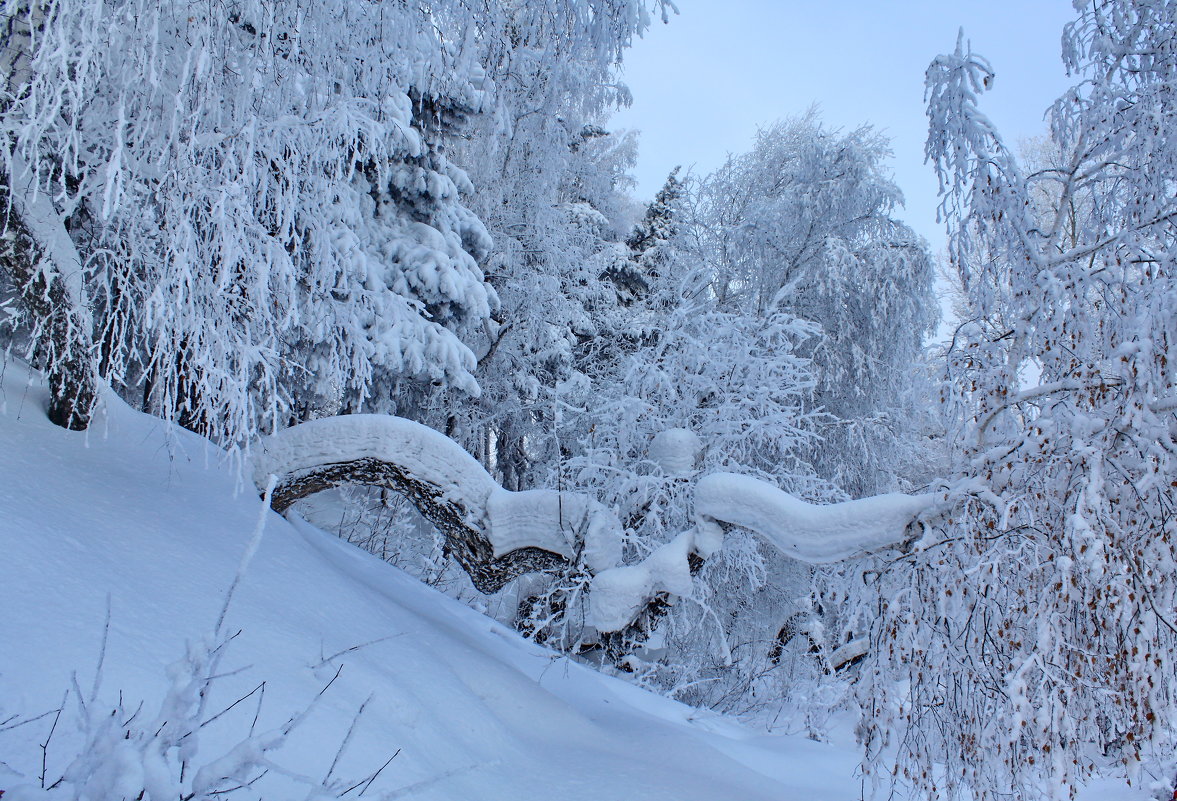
687,115 -> 939,496
853,5 -> 1177,799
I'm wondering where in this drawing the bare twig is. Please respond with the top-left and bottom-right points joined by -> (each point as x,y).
90,594 -> 112,704
199,681 -> 266,730
341,748 -> 401,796
39,690 -> 67,789
282,664 -> 342,737
314,634 -> 403,669
249,682 -> 266,738
119,699 -> 144,728
358,750 -> 400,797
325,694 -> 373,784
0,706 -> 60,733
216,475 -> 277,634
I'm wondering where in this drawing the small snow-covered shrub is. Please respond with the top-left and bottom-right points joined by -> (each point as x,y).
0,628 -> 391,801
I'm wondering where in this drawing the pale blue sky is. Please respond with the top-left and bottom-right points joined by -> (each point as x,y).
613,0 -> 1077,255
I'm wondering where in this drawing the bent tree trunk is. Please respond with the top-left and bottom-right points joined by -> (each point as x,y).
271,455 -> 568,593
255,416 -> 939,671
253,415 -> 599,593
0,160 -> 97,431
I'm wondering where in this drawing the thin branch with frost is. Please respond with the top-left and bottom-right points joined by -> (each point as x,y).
313,635 -> 404,669
324,694 -> 373,785
216,475 -> 277,634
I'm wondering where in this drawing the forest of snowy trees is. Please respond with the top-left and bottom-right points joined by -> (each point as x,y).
2,0 -> 1175,799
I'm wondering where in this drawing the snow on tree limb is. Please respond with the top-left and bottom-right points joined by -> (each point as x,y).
694,472 -> 934,564
590,529 -> 705,633
253,414 -> 622,593
589,471 -> 935,634
254,415 -> 498,518
254,417 -> 935,635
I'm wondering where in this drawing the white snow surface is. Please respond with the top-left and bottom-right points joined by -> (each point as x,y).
0,363 -> 1148,801
648,428 -> 701,476
0,361 -> 867,800
694,472 -> 935,564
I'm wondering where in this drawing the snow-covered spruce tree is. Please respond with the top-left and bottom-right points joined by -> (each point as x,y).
1,0 -> 497,440
627,167 -> 683,263
337,121 -> 653,622
601,166 -> 683,306
425,1 -> 672,492
853,8 -> 1177,800
253,1 -> 674,614
688,114 -> 939,497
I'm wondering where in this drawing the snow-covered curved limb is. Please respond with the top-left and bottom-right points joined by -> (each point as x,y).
253,414 -> 623,592
486,488 -> 622,573
694,472 -> 934,564
253,414 -> 498,519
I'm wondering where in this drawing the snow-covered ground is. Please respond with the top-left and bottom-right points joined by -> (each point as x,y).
0,362 -> 863,799
0,361 -> 1149,800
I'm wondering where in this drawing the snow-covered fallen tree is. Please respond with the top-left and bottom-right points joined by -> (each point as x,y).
256,416 -> 935,635
252,414 -> 622,593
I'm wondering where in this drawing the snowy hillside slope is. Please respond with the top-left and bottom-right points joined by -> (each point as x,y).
0,360 -> 1152,801
0,360 -> 861,800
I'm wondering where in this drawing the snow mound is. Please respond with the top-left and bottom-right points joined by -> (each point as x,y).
648,428 -> 700,476
486,488 -> 622,572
